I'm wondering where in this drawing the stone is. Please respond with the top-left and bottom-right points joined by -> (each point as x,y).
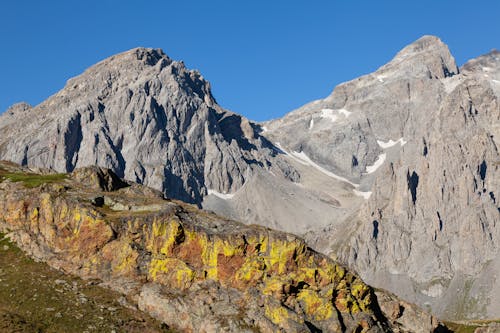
1,35 -> 498,322
0,161 -> 447,332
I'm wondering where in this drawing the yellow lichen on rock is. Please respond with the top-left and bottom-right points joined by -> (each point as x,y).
262,276 -> 285,296
147,218 -> 185,255
264,303 -> 289,325
267,239 -> 300,274
149,257 -> 195,289
297,288 -> 334,321
234,256 -> 266,283
108,241 -> 138,275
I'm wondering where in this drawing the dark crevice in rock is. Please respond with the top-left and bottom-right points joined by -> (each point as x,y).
304,321 -> 322,332
437,212 -> 443,231
489,191 -> 496,204
479,160 -> 487,181
21,146 -> 28,166
372,220 -> 379,239
91,196 -> 105,207
423,138 -> 428,157
352,155 -> 358,167
64,112 -> 83,172
406,170 -> 419,205
440,55 -> 457,78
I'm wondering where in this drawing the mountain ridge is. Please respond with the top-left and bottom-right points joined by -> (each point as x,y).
1,35 -> 499,321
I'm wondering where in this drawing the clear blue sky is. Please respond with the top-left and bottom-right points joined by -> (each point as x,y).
1,1 -> 498,121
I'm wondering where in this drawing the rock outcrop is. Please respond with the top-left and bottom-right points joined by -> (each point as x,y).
0,161 -> 449,332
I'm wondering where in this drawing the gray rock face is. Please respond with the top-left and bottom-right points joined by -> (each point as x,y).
0,47 -> 358,238
0,48 -> 291,206
337,49 -> 500,321
267,37 -> 500,320
2,36 -> 499,322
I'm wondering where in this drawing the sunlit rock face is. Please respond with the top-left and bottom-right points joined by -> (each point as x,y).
1,36 -> 499,320
0,161 -> 448,332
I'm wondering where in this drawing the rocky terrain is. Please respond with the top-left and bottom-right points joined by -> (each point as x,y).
0,35 -> 499,323
270,37 -> 500,320
0,47 -> 352,237
0,161 -> 450,332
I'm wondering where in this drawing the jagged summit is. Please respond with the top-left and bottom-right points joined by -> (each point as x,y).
264,35 -> 500,319
461,48 -> 500,74
1,36 -> 500,321
379,35 -> 458,79
100,47 -> 169,65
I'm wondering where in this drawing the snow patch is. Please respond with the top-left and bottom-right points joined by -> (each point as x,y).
492,79 -> 500,84
289,151 -> 359,187
275,143 -> 309,166
207,189 -> 235,200
261,126 -> 269,132
320,109 -> 338,122
377,75 -> 386,83
276,143 -> 359,187
377,137 -> 407,149
320,108 -> 352,122
309,118 -> 314,130
365,153 -> 386,174
338,108 -> 352,118
353,190 -> 372,199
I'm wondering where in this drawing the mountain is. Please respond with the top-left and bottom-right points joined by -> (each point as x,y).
0,48 -> 280,205
0,48 -> 347,237
0,161 -> 449,332
266,36 -> 500,320
1,36 -> 499,322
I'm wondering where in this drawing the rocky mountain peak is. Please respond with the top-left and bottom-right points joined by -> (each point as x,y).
382,35 -> 458,79
0,47 -> 289,207
4,102 -> 32,115
92,47 -> 170,68
461,48 -> 500,76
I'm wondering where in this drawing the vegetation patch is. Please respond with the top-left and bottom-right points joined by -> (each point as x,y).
0,233 -> 174,332
445,319 -> 500,333
0,168 -> 66,188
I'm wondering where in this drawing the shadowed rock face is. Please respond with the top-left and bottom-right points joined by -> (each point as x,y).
0,162 -> 448,332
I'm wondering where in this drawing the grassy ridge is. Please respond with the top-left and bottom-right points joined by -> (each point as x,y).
0,167 -> 66,188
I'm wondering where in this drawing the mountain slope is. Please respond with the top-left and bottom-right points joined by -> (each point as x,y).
0,48 -> 350,237
1,36 -> 499,321
267,37 -> 500,320
0,48 -> 287,205
0,161 -> 449,332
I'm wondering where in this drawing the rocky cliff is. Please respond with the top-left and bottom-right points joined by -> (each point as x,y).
0,161 -> 448,332
1,36 -> 499,322
0,47 -> 353,237
267,37 -> 500,320
0,48 -> 291,205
